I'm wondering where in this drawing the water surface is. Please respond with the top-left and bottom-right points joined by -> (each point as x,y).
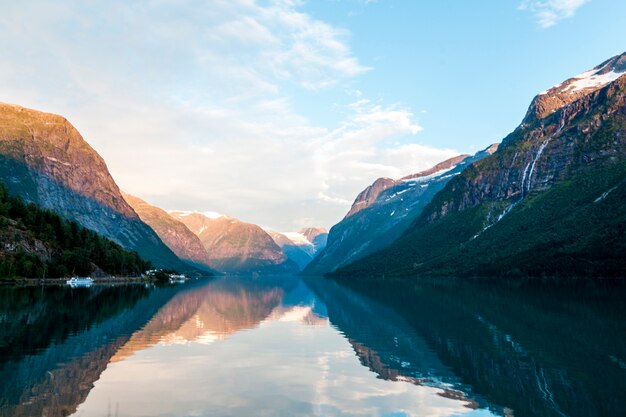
1,276 -> 624,417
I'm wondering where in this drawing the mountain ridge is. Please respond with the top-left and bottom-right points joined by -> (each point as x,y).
169,211 -> 299,274
331,51 -> 626,279
304,146 -> 498,275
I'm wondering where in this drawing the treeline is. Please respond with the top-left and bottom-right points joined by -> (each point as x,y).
0,184 -> 152,279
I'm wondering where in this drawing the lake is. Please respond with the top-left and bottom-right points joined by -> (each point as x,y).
1,276 -> 624,417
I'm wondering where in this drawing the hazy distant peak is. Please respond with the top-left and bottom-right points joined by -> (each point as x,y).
168,210 -> 226,220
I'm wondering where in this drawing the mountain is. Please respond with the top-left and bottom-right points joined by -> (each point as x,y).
0,103 -> 192,272
298,227 -> 328,253
266,228 -> 328,270
332,51 -> 626,279
122,193 -> 214,272
169,211 -> 298,274
305,147 -> 497,275
0,183 -> 151,278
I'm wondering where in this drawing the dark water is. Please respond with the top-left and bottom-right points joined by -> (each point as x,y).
0,276 -> 624,417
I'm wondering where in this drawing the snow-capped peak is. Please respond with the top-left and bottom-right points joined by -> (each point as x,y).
282,232 -> 312,246
540,53 -> 626,97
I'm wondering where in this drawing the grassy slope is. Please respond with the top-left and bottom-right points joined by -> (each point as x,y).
332,159 -> 626,279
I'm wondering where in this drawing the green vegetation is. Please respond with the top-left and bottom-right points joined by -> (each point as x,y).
0,184 -> 152,279
332,162 -> 626,279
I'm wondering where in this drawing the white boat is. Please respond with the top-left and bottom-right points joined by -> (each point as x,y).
169,274 -> 188,284
66,277 -> 94,287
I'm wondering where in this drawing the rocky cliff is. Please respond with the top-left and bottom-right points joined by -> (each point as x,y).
333,51 -> 626,279
305,147 -> 497,275
0,103 -> 190,271
169,211 -> 298,274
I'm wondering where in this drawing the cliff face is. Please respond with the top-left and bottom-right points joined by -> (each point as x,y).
123,193 -> 214,272
305,148 -> 496,275
0,103 -> 189,271
334,52 -> 626,278
169,211 -> 298,274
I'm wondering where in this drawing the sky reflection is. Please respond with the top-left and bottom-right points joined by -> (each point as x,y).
71,277 -> 496,417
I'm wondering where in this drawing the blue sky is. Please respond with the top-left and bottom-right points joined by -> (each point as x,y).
1,0 -> 625,230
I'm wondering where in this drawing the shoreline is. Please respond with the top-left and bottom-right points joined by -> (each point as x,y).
0,276 -> 151,286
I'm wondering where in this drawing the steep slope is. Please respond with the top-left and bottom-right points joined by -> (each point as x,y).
122,193 -> 214,272
333,51 -> 626,279
0,103 -> 191,271
266,228 -> 328,270
305,147 -> 497,275
0,183 -> 151,278
169,211 -> 298,274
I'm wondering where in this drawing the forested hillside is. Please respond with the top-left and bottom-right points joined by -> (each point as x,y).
0,184 -> 151,279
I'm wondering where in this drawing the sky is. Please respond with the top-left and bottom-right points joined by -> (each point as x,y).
1,0 -> 625,231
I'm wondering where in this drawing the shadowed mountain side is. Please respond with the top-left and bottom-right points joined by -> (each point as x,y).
305,146 -> 497,275
0,104 -> 194,272
266,230 -> 313,270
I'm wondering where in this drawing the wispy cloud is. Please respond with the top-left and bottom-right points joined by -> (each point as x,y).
0,0 -> 453,230
519,0 -> 591,28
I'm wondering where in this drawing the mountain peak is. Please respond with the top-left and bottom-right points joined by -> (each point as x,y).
528,51 -> 626,120
168,210 -> 226,220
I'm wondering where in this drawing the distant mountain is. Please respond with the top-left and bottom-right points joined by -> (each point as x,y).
266,228 -> 328,270
304,147 -> 497,275
0,103 -> 192,272
123,194 -> 214,273
169,211 -> 298,274
333,51 -> 626,279
298,227 -> 328,253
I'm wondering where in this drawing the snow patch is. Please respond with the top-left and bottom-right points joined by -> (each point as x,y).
564,70 -> 623,93
541,60 -> 625,96
282,232 -> 312,246
402,166 -> 457,184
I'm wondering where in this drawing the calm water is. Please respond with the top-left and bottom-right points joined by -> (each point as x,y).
1,276 -> 625,417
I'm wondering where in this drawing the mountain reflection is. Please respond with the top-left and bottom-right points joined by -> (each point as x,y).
2,277 -> 623,417
334,278 -> 626,417
113,277 -> 326,361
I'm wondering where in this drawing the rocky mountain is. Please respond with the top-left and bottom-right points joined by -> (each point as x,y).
122,193 -> 214,272
305,147 -> 497,275
0,103 -> 192,272
169,211 -> 298,274
266,228 -> 328,270
333,51 -> 626,279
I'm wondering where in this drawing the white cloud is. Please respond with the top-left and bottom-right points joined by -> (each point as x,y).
519,0 -> 591,28
0,0 -> 456,230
